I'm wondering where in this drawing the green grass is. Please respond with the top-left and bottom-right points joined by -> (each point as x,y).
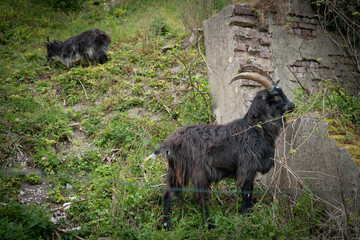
0,0 -> 357,239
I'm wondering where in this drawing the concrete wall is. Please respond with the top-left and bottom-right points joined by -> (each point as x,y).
272,113 -> 360,213
203,0 -> 360,213
203,1 -> 356,125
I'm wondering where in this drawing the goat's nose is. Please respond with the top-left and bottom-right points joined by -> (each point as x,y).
288,101 -> 296,111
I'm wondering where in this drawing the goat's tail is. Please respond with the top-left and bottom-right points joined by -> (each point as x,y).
144,148 -> 162,161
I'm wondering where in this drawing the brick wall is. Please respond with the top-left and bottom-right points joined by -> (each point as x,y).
231,4 -> 357,96
203,1 -> 357,124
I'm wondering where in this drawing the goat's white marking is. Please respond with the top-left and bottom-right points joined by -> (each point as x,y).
86,48 -> 95,59
163,222 -> 168,227
145,153 -> 156,161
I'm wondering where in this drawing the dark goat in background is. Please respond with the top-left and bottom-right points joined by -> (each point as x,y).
46,29 -> 111,68
146,66 -> 295,229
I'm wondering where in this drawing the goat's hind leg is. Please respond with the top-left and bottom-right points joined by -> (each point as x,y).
163,187 -> 174,229
195,193 -> 215,229
193,180 -> 215,229
162,168 -> 178,229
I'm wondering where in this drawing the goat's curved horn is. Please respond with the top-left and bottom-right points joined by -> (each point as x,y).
240,65 -> 273,82
230,72 -> 274,91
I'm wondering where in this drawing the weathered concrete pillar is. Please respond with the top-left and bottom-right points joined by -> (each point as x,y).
203,1 -> 360,214
203,1 -> 357,125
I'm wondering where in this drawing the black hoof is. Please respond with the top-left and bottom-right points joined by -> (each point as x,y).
206,219 -> 216,229
240,207 -> 253,215
207,223 -> 216,229
163,217 -> 171,230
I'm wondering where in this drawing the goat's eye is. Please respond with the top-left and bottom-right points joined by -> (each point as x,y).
273,96 -> 280,101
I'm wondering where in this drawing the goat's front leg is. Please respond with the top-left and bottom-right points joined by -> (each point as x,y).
240,178 -> 254,214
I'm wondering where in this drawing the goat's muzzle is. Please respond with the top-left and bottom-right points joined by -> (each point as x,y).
286,100 -> 296,113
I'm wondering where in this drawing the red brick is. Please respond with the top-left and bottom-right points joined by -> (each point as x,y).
310,18 -> 319,25
231,15 -> 258,27
257,45 -> 270,52
234,26 -> 258,39
236,58 -> 249,66
297,67 -> 307,73
262,65 -> 274,73
260,36 -> 271,46
291,22 -> 298,28
299,22 -> 316,30
234,4 -> 255,16
259,51 -> 271,59
257,24 -> 269,32
235,51 -> 248,58
302,17 -> 310,23
301,29 -> 312,36
294,29 -> 302,35
247,45 -> 258,53
235,43 -> 247,51
309,61 -> 319,68
335,64 -> 349,71
241,79 -> 262,87
293,60 -> 303,67
256,58 -> 271,67
249,29 -> 259,38
293,16 -> 301,22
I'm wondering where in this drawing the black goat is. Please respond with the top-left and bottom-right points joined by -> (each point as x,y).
46,29 -> 111,68
146,66 -> 295,229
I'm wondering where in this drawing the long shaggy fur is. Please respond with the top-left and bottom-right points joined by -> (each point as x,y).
46,29 -> 111,67
150,85 -> 295,229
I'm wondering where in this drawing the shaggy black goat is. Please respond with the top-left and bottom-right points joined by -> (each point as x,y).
146,66 -> 295,229
46,29 -> 111,68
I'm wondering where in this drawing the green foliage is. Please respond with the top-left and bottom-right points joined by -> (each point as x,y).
0,172 -> 23,202
150,17 -> 171,36
0,202 -> 55,239
48,188 -> 65,204
25,173 -> 42,185
312,0 -> 360,44
294,83 -> 360,127
34,146 -> 61,173
31,0 -> 84,12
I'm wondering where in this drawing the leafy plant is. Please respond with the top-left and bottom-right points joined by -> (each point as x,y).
0,202 -> 55,239
294,83 -> 360,128
25,173 -> 42,185
150,17 -> 171,36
